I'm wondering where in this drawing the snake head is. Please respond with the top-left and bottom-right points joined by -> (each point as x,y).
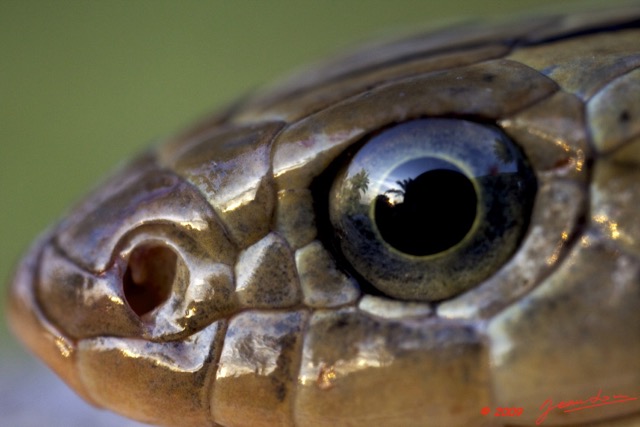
8,6 -> 640,427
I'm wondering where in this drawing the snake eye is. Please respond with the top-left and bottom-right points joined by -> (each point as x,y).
329,118 -> 537,301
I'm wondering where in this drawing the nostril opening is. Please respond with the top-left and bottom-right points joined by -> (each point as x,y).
123,245 -> 176,317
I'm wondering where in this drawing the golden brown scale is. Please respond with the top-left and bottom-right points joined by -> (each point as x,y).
7,5 -> 640,427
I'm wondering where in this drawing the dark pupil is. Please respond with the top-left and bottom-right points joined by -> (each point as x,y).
373,157 -> 477,256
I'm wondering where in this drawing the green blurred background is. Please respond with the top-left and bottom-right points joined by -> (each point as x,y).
0,0 -> 624,424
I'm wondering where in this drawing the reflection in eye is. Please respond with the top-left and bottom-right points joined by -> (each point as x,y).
374,157 -> 477,256
329,119 -> 536,302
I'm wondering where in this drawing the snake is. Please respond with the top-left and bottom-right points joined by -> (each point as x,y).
7,5 -> 640,427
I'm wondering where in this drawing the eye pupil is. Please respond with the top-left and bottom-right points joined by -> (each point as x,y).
374,157 -> 477,256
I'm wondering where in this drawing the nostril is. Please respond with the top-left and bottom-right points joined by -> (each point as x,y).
123,245 -> 176,317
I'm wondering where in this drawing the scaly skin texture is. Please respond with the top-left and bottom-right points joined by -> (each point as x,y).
7,6 -> 640,427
